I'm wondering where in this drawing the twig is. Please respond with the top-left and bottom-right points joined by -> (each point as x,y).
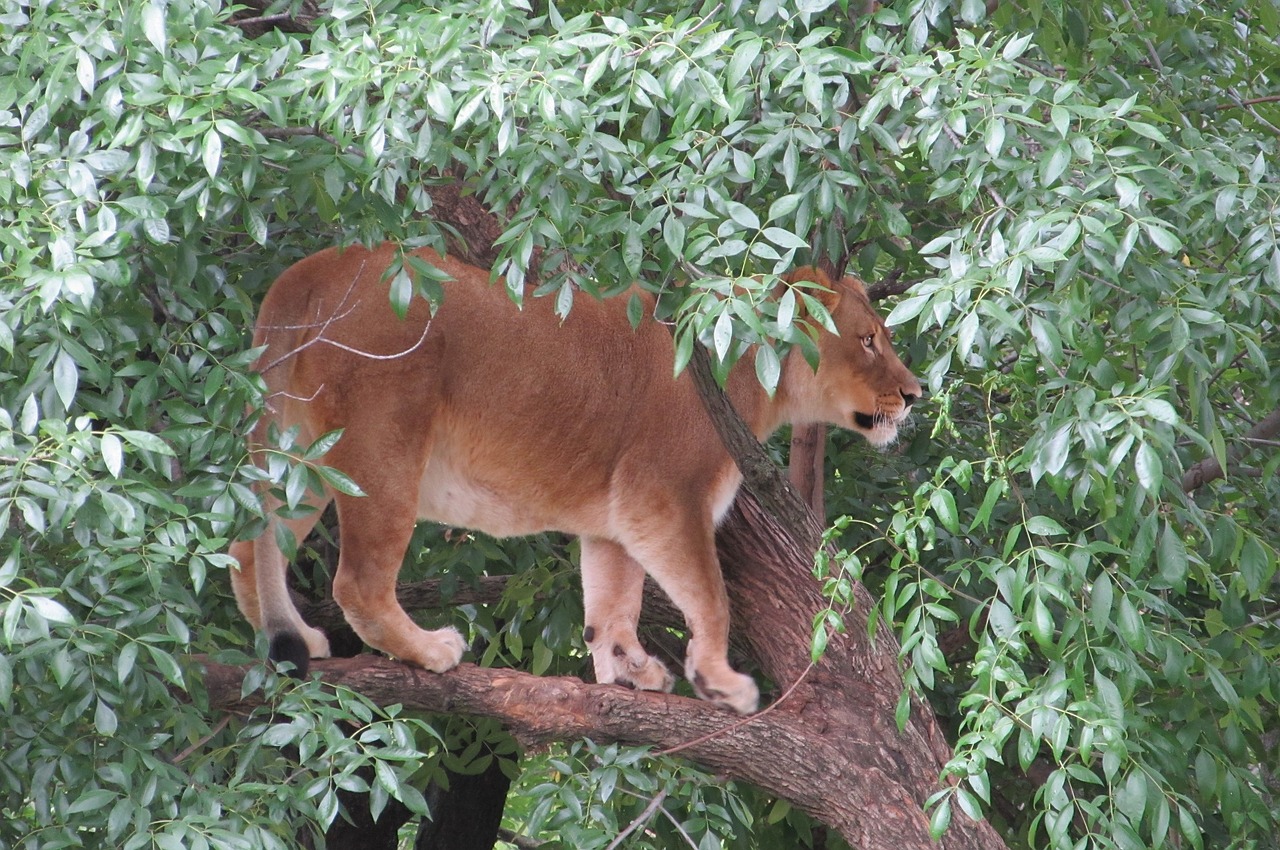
652,661 -> 815,758
171,714 -> 232,764
260,125 -> 361,157
604,789 -> 670,850
657,801 -> 701,848
1217,94 -> 1280,110
228,13 -> 295,28
1227,90 -> 1280,139
254,258 -> 436,419
497,828 -> 545,849
1119,0 -> 1165,72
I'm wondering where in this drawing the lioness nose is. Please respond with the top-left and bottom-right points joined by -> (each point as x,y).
901,388 -> 921,407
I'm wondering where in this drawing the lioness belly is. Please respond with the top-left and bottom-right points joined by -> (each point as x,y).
414,452 -> 608,538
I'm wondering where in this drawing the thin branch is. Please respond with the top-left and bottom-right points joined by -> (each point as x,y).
1182,406 -> 1280,492
171,715 -> 232,764
1216,94 -> 1280,110
257,261 -> 367,376
311,320 -> 433,361
259,125 -> 361,157
228,13 -> 295,27
657,800 -> 701,849
604,789 -> 670,850
1119,0 -> 1165,73
497,828 -> 545,849
652,661 -> 816,758
866,269 -> 915,301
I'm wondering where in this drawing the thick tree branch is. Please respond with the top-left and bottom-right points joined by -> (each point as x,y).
199,652 -> 970,846
1181,406 -> 1280,492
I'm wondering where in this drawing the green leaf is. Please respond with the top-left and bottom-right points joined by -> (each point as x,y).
30,595 -> 74,626
315,465 -> 366,497
1089,572 -> 1113,633
1028,594 -> 1055,649
101,432 -> 123,477
928,797 -> 952,839
388,263 -> 413,319
142,1 -> 167,53
763,227 -> 808,250
69,789 -> 117,815
303,430 -> 345,460
929,488 -> 960,534
754,344 -> 780,395
118,430 -> 175,456
1157,522 -> 1188,588
1239,535 -> 1274,596
1025,515 -> 1067,537
202,127 -> 222,179
95,698 -> 119,736
53,349 -> 79,410
1115,595 -> 1145,651
725,201 -> 759,231
0,654 -> 11,710
1143,222 -> 1181,253
1134,441 -> 1163,492
712,309 -> 733,363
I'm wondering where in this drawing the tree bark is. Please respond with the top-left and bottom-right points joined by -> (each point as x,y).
788,424 -> 827,516
210,177 -> 1008,848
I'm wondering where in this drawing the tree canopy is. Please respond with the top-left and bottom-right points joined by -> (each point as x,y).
2,0 -> 1278,848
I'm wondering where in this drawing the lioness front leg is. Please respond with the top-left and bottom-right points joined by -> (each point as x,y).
580,537 -> 675,693
331,494 -> 466,672
620,519 -> 759,715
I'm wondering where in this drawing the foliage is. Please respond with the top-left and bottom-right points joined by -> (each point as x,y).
1,0 -> 1278,847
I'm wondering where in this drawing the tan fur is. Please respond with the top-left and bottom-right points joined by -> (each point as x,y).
229,244 -> 922,714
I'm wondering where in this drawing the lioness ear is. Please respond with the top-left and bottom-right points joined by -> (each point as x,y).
782,266 -> 842,312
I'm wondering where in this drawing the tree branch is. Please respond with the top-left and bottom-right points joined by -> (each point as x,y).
197,655 -> 972,845
1181,406 -> 1280,492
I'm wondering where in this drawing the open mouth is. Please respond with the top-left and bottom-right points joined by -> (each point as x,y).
853,412 -> 876,430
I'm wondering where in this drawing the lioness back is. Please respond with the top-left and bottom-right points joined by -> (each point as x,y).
256,244 -> 732,536
231,243 -> 921,715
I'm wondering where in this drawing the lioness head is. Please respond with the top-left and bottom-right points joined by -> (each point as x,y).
783,268 -> 923,447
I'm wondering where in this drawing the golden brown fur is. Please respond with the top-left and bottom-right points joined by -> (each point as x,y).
229,244 -> 921,714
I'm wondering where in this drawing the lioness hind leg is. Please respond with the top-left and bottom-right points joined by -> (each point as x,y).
231,499 -> 333,669
330,494 -> 466,673
580,537 -> 675,693
620,518 -> 759,715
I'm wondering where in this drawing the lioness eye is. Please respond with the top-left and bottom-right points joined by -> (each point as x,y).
862,334 -> 875,349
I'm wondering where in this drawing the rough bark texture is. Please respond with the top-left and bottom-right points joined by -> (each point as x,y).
788,423 -> 828,517
208,178 -> 1009,849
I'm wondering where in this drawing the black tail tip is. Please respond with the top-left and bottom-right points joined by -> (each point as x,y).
269,632 -> 312,678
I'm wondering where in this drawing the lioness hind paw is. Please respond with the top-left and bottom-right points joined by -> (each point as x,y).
690,668 -> 759,715
593,647 -> 675,693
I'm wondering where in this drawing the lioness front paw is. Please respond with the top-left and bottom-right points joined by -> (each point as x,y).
593,644 -> 676,693
688,664 -> 759,715
403,626 -> 467,673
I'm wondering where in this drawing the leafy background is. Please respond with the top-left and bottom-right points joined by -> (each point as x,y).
1,0 -> 1278,847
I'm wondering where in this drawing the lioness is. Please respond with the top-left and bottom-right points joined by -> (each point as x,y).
229,244 -> 921,714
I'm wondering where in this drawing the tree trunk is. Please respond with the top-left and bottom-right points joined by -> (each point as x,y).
416,740 -> 514,850
205,177 -> 1009,849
